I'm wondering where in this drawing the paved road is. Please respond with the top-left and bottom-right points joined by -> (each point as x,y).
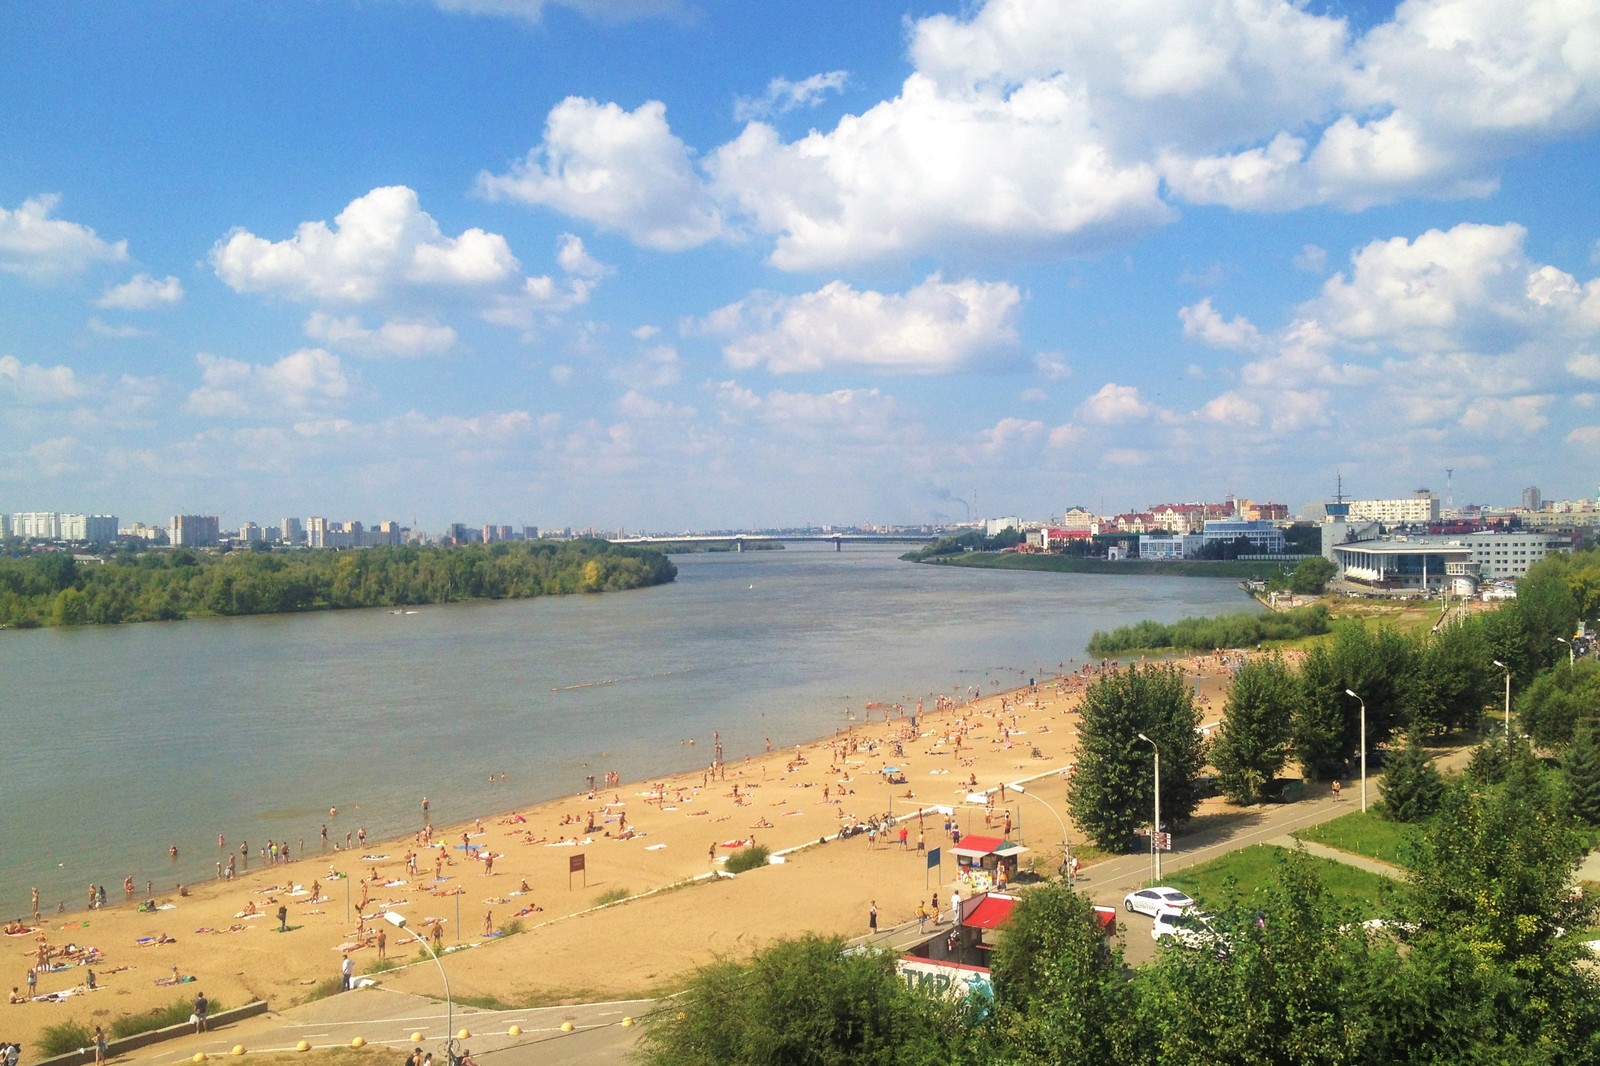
136,988 -> 653,1066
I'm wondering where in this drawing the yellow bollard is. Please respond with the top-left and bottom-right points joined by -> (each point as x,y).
457,1029 -> 471,1040
350,1037 -> 366,1049
506,1025 -> 521,1037
560,1021 -> 573,1033
295,1040 -> 310,1052
193,1055 -> 207,1064
621,1017 -> 634,1027
231,1045 -> 246,1056
410,1032 -> 423,1044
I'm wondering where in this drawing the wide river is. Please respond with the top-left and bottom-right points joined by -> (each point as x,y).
0,544 -> 1258,914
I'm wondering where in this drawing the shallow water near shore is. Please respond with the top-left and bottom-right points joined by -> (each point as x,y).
0,543 -> 1257,914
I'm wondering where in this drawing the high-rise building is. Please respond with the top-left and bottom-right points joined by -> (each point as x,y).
12,512 -> 61,539
1346,490 -> 1440,525
170,514 -> 220,547
282,516 -> 304,544
1522,486 -> 1542,511
306,516 -> 328,548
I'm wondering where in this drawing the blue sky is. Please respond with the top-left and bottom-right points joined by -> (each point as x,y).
3,0 -> 1599,532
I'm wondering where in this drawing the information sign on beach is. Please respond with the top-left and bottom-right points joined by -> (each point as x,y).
569,852 -> 587,889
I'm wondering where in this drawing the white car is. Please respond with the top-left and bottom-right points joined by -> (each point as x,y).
1123,886 -> 1196,917
1151,907 -> 1227,953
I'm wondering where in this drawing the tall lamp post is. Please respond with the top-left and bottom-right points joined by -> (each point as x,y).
383,911 -> 451,1054
1557,637 -> 1574,669
1343,690 -> 1367,813
1492,659 -> 1512,740
1136,733 -> 1161,881
1007,782 -> 1072,883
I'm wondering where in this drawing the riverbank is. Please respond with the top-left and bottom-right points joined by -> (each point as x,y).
4,657 -> 1247,1048
908,552 -> 1288,581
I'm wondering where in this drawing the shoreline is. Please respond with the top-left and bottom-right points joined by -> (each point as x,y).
7,654 -> 1249,1049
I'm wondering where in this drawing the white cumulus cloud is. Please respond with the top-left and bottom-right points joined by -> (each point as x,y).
186,348 -> 354,417
0,354 -> 82,403
701,274 -> 1021,375
0,195 -> 127,279
96,273 -> 184,309
304,312 -> 457,358
734,71 -> 849,123
477,98 -> 724,251
211,186 -> 520,303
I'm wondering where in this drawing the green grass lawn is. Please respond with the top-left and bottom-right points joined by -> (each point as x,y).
1295,809 -> 1417,866
1163,844 -> 1395,916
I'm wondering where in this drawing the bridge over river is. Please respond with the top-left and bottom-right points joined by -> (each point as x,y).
609,533 -> 939,551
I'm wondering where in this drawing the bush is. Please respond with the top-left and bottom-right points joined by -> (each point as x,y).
1087,604 -> 1330,656
38,1020 -> 95,1057
596,887 -> 631,906
108,994 -> 221,1039
726,844 -> 771,873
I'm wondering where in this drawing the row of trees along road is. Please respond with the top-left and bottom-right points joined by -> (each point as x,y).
642,746 -> 1599,1063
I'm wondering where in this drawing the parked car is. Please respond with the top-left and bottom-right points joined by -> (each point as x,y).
1124,886 -> 1196,917
1151,907 -> 1228,954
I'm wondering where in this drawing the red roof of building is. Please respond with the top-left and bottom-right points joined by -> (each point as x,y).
962,894 -> 1019,930
951,834 -> 1007,857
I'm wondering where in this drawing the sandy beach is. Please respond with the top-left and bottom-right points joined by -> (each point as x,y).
6,657 -> 1245,1049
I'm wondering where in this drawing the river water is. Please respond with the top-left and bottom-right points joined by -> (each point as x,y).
0,544 -> 1257,914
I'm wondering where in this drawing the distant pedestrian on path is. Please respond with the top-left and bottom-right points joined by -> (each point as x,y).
1332,779 -> 1342,802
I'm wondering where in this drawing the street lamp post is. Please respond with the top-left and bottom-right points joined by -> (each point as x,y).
1136,733 -> 1161,881
383,911 -> 451,1054
1492,660 -> 1512,740
1007,782 -> 1072,883
1343,689 -> 1367,813
1557,637 -> 1574,669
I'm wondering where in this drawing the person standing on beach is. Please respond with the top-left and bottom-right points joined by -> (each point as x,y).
376,927 -> 387,960
193,990 -> 208,1032
93,1024 -> 107,1065
868,901 -> 878,933
340,952 -> 353,991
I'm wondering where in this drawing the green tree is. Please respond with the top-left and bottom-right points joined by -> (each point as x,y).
1404,620 -> 1494,736
1562,720 -> 1600,826
1211,654 -> 1298,804
1295,625 -> 1414,779
634,934 -> 966,1066
1377,736 -> 1444,822
1517,659 -> 1600,748
1137,848 -> 1384,1065
1399,751 -> 1600,1054
1293,643 -> 1346,780
1067,665 -> 1205,852
988,884 -> 1139,1065
1287,555 -> 1336,594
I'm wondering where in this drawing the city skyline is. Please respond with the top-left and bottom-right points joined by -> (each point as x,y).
4,1 -> 1599,530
